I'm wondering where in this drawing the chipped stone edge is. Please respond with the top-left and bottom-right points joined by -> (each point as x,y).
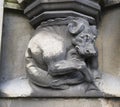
4,2 -> 22,10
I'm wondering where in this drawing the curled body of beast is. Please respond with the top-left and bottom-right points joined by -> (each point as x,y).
25,17 -> 101,89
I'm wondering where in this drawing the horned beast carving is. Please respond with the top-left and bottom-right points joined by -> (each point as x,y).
25,17 -> 101,90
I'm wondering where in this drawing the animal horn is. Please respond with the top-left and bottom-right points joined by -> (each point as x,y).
68,19 -> 85,35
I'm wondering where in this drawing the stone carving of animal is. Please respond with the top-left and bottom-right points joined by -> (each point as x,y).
25,17 -> 100,89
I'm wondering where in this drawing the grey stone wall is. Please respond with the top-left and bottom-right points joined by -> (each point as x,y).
1,7 -> 120,82
0,9 -> 33,82
0,3 -> 120,107
0,0 -> 4,64
97,7 -> 120,76
1,98 -> 120,107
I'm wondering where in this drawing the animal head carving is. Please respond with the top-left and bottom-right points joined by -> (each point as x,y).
68,18 -> 98,57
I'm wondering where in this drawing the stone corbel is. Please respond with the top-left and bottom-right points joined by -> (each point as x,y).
1,0 -> 120,98
23,0 -> 103,95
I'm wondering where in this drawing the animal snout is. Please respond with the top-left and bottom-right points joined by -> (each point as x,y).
85,48 -> 96,55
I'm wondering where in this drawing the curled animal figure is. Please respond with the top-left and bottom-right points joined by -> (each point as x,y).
25,17 -> 101,90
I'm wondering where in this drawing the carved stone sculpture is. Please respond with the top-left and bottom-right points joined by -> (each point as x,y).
2,0 -> 120,97
25,17 -> 101,90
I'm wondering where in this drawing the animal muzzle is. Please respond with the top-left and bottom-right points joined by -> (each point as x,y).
85,45 -> 97,56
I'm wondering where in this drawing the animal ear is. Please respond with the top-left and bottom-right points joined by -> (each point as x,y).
68,20 -> 85,35
90,25 -> 98,36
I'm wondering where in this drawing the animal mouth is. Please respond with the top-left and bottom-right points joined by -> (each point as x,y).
75,46 -> 96,56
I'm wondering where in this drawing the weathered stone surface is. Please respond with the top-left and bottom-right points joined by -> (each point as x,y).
1,98 -> 120,107
0,0 -> 4,60
24,0 -> 101,28
0,99 -> 102,107
4,2 -> 22,10
0,77 -> 104,97
5,0 -> 17,3
1,72 -> 120,97
1,0 -> 120,98
97,7 -> 120,76
0,9 -> 33,83
5,0 -> 22,10
104,0 -> 120,6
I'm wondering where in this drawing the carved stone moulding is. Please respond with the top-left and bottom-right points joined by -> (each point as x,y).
23,0 -> 101,28
104,0 -> 120,6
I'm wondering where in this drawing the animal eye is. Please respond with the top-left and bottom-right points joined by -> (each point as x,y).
86,35 -> 90,39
